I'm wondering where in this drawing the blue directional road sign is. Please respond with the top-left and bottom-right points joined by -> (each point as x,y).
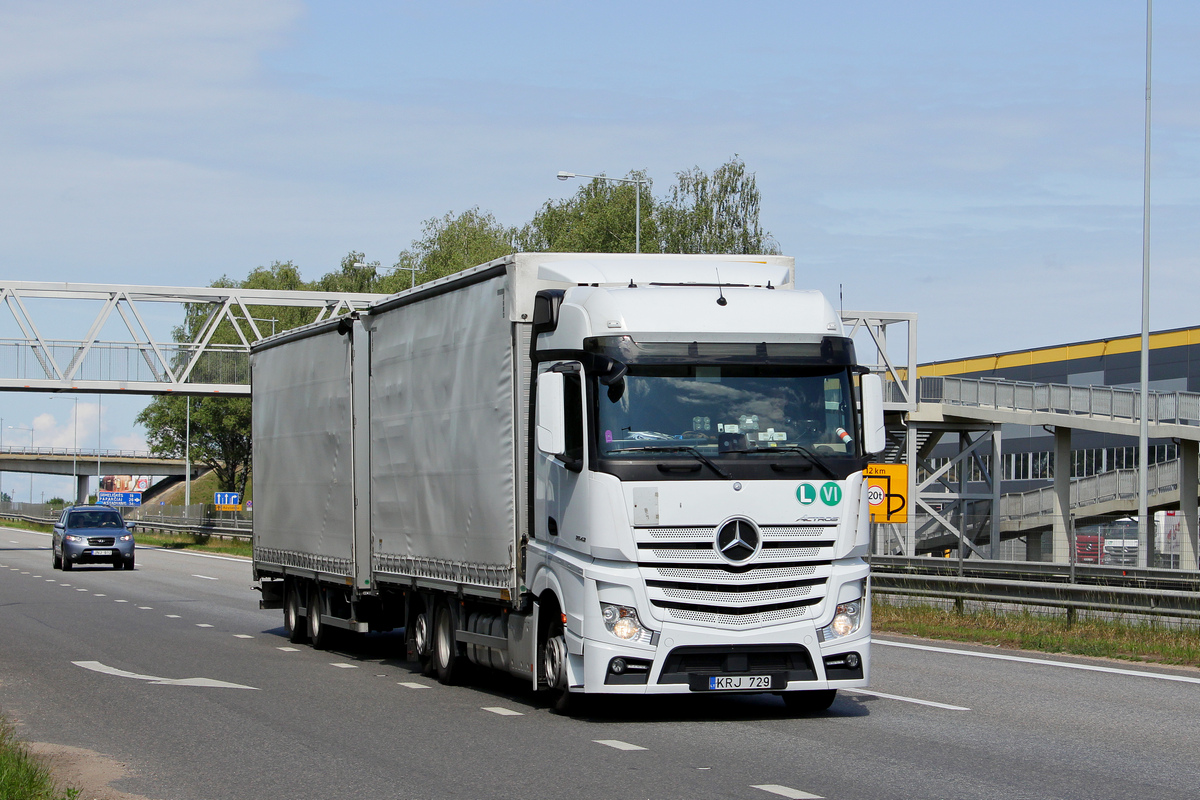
214,492 -> 241,506
98,491 -> 142,507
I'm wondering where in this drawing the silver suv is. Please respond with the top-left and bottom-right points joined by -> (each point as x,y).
53,505 -> 136,570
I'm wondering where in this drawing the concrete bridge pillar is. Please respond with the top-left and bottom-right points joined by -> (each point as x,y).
76,475 -> 89,505
1050,426 -> 1072,564
1181,439 -> 1198,571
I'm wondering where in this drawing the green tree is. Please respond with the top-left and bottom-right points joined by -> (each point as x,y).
658,156 -> 779,254
136,395 -> 252,499
392,208 -> 516,289
517,172 -> 655,253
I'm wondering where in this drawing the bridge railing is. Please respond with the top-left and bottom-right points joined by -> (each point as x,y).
998,460 -> 1181,522
0,445 -> 155,459
917,375 -> 1200,426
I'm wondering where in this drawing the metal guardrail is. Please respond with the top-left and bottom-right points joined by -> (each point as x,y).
871,555 -> 1200,621
0,511 -> 251,542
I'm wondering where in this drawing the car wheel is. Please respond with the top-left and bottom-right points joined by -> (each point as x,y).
61,555 -> 72,571
283,583 -> 307,644
123,555 -> 135,570
52,546 -> 61,570
307,584 -> 331,650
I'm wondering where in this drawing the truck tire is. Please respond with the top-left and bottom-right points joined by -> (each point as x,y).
433,604 -> 461,685
782,689 -> 837,714
284,583 -> 307,644
308,584 -> 332,650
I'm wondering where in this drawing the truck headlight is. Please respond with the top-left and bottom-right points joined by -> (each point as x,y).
600,603 -> 653,644
819,600 -> 863,641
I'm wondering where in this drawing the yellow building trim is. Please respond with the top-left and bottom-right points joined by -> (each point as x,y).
919,327 -> 1200,378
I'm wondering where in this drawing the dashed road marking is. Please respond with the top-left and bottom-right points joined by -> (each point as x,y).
398,681 -> 430,689
21,571 -> 29,574
59,583 -> 71,586
277,647 -> 299,652
137,606 -> 153,610
76,588 -> 88,592
165,614 -> 181,618
94,594 -> 106,597
233,634 -> 254,639
331,663 -> 358,669
114,599 -> 128,603
752,785 -> 823,799
73,660 -> 258,690
196,623 -> 214,628
482,706 -> 524,716
191,574 -> 218,581
593,740 -> 646,751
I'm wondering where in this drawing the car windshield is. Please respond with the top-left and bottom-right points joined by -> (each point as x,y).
68,511 -> 123,529
596,364 -> 857,458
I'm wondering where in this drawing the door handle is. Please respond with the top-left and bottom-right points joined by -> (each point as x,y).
547,517 -> 558,537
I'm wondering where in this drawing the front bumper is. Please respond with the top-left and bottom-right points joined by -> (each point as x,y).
63,540 -> 134,565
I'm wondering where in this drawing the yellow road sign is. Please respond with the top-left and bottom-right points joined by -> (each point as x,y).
865,463 -> 908,524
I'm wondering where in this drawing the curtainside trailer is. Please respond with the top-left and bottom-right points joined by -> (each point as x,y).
252,252 -> 885,711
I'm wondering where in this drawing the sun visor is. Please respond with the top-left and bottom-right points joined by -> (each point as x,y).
537,258 -> 790,288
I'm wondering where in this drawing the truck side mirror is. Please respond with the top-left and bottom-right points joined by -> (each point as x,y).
861,373 -> 886,455
536,371 -> 567,456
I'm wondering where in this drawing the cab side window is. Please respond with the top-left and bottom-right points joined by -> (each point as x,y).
563,372 -> 584,469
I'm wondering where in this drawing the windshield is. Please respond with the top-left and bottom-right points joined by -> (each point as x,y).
68,510 -> 124,529
596,364 -> 857,459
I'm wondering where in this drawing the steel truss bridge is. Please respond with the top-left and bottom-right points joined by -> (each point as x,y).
0,281 -> 385,395
0,285 -> 1195,570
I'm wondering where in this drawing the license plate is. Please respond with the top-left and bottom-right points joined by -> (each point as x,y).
88,550 -> 114,557
707,675 -> 772,691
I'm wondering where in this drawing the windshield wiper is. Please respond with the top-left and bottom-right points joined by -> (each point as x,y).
605,445 -> 733,480
721,445 -> 837,479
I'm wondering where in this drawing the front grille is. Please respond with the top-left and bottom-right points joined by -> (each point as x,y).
87,537 -> 115,546
658,644 -> 816,684
636,525 -> 837,629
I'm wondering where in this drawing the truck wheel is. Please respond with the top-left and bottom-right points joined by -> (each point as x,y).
284,583 -> 307,643
412,610 -> 434,676
433,604 -> 460,685
782,689 -> 837,714
308,584 -> 331,650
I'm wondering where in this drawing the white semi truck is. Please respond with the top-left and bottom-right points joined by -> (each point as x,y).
251,252 -> 885,711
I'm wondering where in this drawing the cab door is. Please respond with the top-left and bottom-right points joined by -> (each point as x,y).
533,362 -> 590,558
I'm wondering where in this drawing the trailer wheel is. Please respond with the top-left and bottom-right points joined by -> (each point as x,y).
782,689 -> 837,714
283,582 -> 307,643
308,584 -> 331,650
433,604 -> 461,685
412,609 -> 434,676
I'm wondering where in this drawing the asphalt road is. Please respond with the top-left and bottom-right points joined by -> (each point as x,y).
2,523 -> 1198,800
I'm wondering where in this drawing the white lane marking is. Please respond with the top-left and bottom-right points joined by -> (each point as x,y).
94,594 -> 106,597
138,606 -> 153,610
191,574 -> 218,581
331,663 -> 358,669
844,689 -> 970,711
277,647 -> 299,652
875,639 -> 1200,686
233,634 -> 254,639
32,575 -> 41,578
9,541 -> 18,544
72,660 -> 258,690
752,785 -> 824,799
482,706 -> 524,716
45,579 -> 55,582
593,739 -> 647,751
76,588 -> 88,592
114,599 -> 128,603
398,681 -> 430,689
21,571 -> 29,574
196,623 -> 214,628
59,583 -> 70,586
165,614 -> 181,619
136,545 -> 247,563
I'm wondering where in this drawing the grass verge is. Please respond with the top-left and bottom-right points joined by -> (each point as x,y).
0,717 -> 78,800
873,596 -> 1200,668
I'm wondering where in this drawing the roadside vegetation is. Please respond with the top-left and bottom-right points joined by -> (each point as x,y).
873,597 -> 1200,668
0,717 -> 78,800
133,529 -> 251,558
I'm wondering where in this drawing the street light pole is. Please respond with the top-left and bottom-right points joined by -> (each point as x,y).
557,171 -> 646,253
7,425 -> 34,504
1137,0 -> 1153,568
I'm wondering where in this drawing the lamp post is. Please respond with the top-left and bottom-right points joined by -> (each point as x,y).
50,396 -> 80,504
557,171 -> 647,253
8,425 -> 34,504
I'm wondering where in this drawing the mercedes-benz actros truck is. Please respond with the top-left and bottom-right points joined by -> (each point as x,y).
251,252 -> 885,711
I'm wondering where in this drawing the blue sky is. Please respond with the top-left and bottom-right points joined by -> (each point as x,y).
1,0 -> 1198,500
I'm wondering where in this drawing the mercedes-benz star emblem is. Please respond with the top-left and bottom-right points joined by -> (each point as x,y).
715,518 -> 761,564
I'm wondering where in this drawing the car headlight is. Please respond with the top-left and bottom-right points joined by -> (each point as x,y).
819,600 -> 863,641
119,534 -> 133,542
64,535 -> 83,543
600,603 -> 653,644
